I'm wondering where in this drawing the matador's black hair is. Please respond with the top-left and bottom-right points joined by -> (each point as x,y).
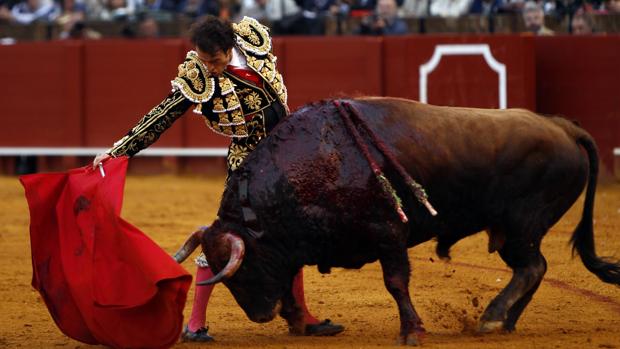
189,15 -> 235,56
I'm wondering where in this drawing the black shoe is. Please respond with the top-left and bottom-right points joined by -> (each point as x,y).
181,325 -> 215,342
305,319 -> 344,336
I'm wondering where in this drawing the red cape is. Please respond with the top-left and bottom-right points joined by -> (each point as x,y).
20,157 -> 192,349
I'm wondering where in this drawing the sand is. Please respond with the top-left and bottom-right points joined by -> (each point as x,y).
1,175 -> 619,349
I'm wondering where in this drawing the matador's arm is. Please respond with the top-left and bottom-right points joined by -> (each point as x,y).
107,90 -> 193,157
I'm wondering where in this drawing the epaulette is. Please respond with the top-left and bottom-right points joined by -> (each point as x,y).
233,16 -> 272,57
171,51 -> 215,103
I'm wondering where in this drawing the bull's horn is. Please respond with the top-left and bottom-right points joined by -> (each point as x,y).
197,233 -> 245,286
172,226 -> 208,263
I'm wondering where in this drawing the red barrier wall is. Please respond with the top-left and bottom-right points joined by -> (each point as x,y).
0,36 -> 617,172
0,42 -> 83,146
282,36 -> 384,109
535,36 -> 620,169
83,40 -> 186,148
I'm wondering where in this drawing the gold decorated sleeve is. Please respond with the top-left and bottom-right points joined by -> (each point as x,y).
107,90 -> 193,157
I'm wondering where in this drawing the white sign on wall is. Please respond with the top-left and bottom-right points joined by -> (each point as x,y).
419,44 -> 507,109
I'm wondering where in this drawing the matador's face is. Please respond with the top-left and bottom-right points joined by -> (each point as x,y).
196,47 -> 233,77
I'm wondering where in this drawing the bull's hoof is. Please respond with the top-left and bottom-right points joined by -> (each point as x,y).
287,323 -> 306,336
398,331 -> 425,346
478,320 -> 504,333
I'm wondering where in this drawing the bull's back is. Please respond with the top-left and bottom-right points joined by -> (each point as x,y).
351,97 -> 586,184
348,97 -> 589,239
243,98 -> 589,267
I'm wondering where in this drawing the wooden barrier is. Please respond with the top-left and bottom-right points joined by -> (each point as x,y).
282,36 -> 384,109
0,35 -> 617,175
535,35 -> 620,171
0,42 -> 83,147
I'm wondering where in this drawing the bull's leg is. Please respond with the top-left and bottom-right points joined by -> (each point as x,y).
279,276 -> 305,335
380,252 -> 425,346
479,240 -> 546,333
503,277 -> 543,332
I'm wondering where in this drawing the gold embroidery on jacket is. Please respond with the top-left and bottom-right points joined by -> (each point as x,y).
246,56 -> 264,72
235,126 -> 248,136
219,78 -> 234,94
236,45 -> 287,107
226,111 -> 266,171
219,113 -> 229,125
231,109 -> 245,124
213,97 -> 225,112
225,94 -> 240,109
227,143 -> 250,171
244,92 -> 262,110
233,17 -> 271,56
172,51 -> 214,103
109,91 -> 187,157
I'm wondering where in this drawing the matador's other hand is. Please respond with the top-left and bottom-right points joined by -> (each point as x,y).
93,153 -> 111,169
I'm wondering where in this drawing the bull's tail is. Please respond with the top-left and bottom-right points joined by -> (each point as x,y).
566,123 -> 620,285
172,226 -> 207,263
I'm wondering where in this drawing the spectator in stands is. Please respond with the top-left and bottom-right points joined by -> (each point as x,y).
59,20 -> 103,38
144,0 -> 220,19
349,0 -> 403,16
399,0 -> 427,17
235,0 -> 269,21
348,0 -> 402,26
56,0 -> 88,35
3,0 -> 60,24
292,0 -> 338,34
137,13 -> 159,36
522,1 -> 554,35
234,0 -> 307,25
469,0 -> 502,15
430,0 -> 474,17
96,0 -> 138,20
358,0 -> 407,34
0,5 -> 12,21
606,0 -> 620,12
571,10 -> 595,33
149,0 -> 184,13
80,0 -> 106,20
0,0 -> 20,12
249,0 -> 303,34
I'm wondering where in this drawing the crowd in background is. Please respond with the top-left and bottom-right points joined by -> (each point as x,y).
0,0 -> 619,40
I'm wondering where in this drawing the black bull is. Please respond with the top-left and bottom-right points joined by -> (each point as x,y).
174,97 -> 620,345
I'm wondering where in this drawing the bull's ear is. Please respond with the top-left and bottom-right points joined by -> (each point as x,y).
197,232 -> 245,285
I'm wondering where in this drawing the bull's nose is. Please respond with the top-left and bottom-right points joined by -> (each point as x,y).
254,311 -> 276,323
255,315 -> 272,323
252,300 -> 281,323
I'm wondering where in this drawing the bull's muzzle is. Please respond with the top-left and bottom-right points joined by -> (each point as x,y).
251,300 -> 282,323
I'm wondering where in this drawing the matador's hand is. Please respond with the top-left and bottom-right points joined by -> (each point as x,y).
92,153 -> 111,169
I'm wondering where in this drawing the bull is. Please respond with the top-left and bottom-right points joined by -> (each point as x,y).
174,97 -> 620,345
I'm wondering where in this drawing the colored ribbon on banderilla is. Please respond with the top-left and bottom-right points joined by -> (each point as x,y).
333,100 -> 438,223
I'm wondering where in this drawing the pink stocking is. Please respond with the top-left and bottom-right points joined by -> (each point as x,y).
188,266 -> 215,332
292,268 -> 320,325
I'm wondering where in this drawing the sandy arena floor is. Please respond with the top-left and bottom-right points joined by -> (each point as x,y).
1,175 -> 619,349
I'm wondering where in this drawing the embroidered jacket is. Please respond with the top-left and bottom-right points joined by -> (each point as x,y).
107,16 -> 287,160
